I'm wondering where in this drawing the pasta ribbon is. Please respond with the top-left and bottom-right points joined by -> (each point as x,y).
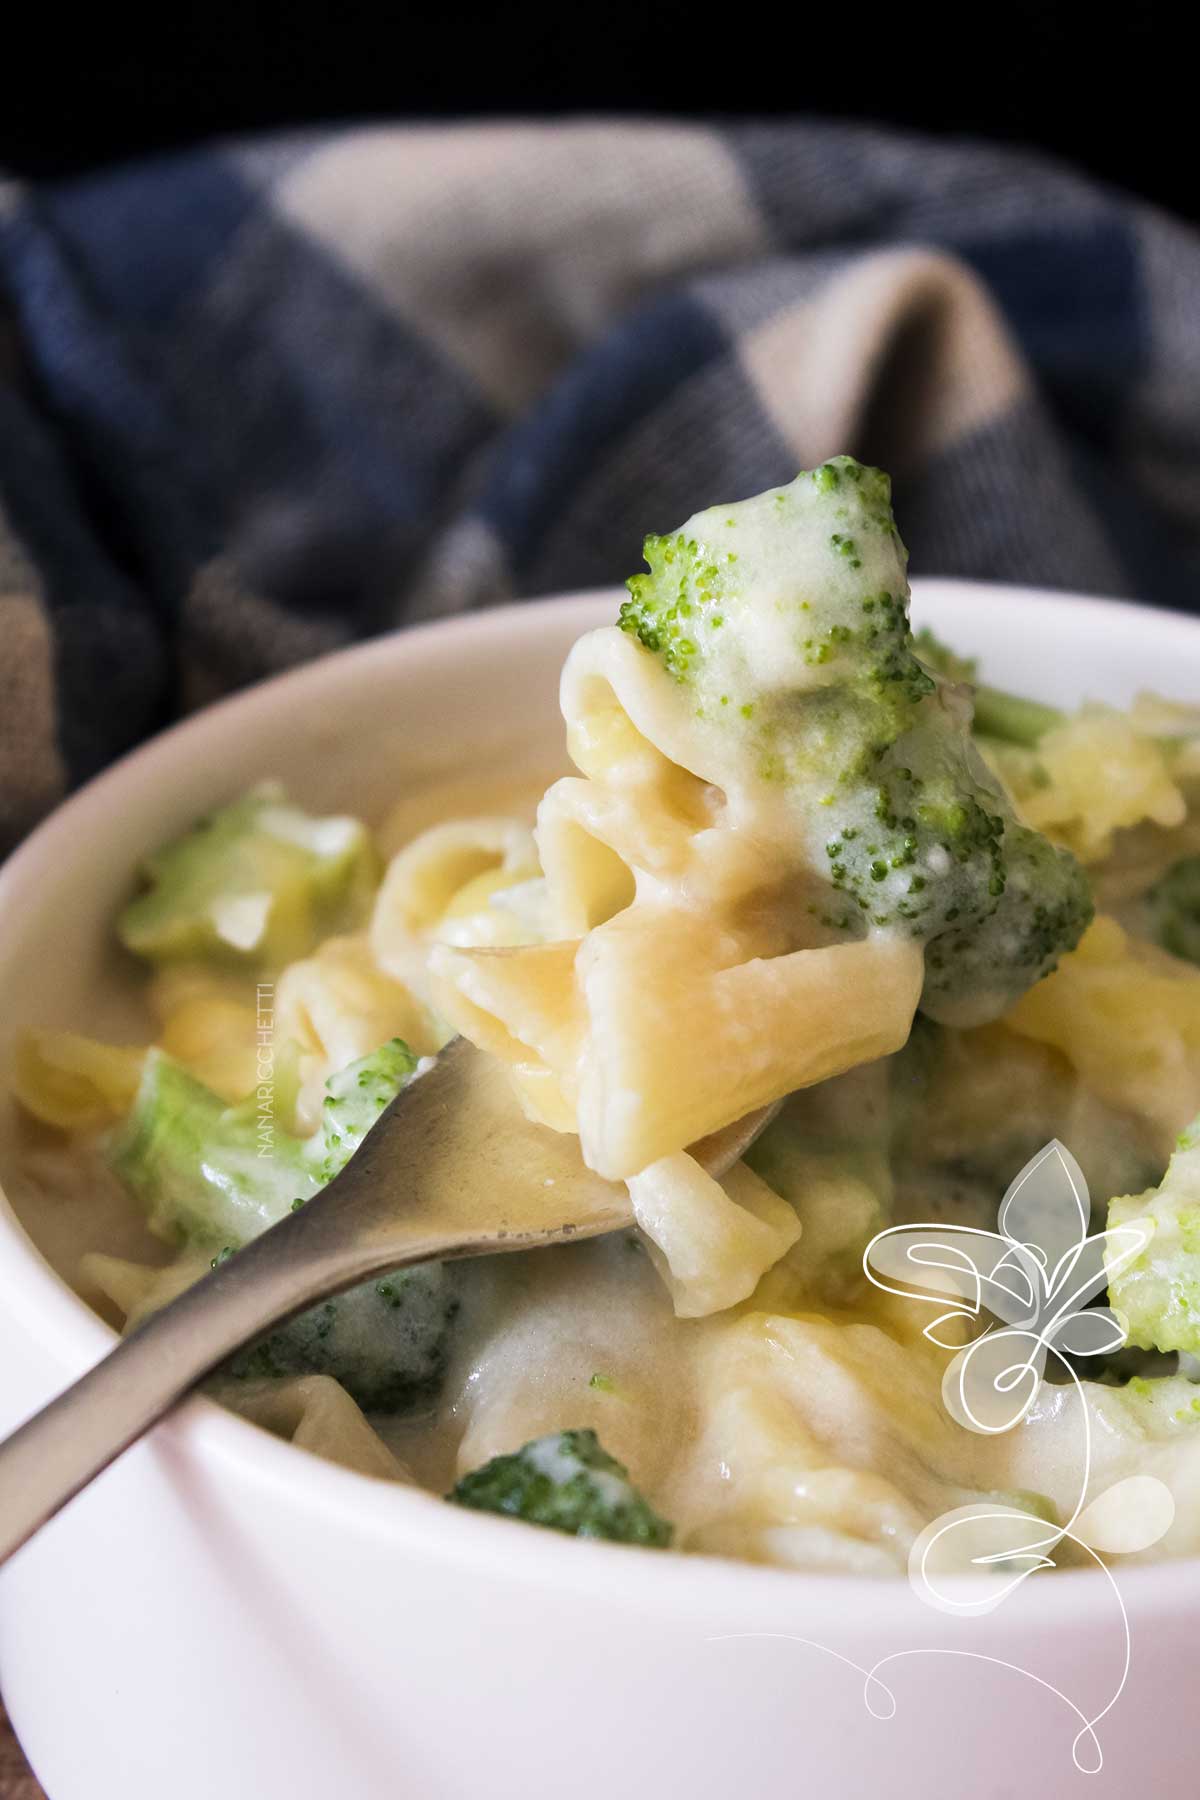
275,933 -> 438,1133
1006,914 -> 1200,1141
430,625 -> 923,1311
13,1030 -> 146,1132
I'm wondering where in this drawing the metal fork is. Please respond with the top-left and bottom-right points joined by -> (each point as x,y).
0,1038 -> 775,1564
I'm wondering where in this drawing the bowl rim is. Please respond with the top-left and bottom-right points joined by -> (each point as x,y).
3,576 -> 1200,1628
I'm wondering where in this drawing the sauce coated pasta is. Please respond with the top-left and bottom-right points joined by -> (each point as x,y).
9,459 -> 1200,1569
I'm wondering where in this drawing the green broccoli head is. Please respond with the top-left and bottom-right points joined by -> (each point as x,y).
448,1428 -> 673,1546
107,1037 -> 454,1413
1107,1117 -> 1200,1354
226,1264 -> 460,1413
618,458 -> 1092,1025
619,457 -> 924,728
118,782 -> 379,970
1146,856 -> 1200,966
915,809 -> 1095,1024
317,1038 -> 421,1182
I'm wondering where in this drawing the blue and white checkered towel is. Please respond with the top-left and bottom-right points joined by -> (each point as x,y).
2,119 -> 1198,854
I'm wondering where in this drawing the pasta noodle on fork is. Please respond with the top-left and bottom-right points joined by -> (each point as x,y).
427,460 -> 1092,1313
429,626 -> 923,1313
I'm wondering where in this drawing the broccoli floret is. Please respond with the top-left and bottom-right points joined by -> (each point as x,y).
620,458 -> 923,721
448,1429 -> 673,1546
619,459 -> 1092,1025
1146,857 -> 1200,966
118,782 -> 378,970
226,1263 -> 459,1413
1108,1117 -> 1200,1354
913,627 -> 1066,748
110,1039 -> 422,1248
914,808 -> 1094,1024
108,1039 -> 455,1413
317,1037 -> 421,1182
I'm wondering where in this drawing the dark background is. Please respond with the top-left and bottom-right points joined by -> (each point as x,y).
0,3 -> 1181,218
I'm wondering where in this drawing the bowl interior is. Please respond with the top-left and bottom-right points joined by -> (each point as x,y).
2,577 -> 1199,1619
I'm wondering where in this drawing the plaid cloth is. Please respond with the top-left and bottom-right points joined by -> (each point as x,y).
2,119 -> 1199,856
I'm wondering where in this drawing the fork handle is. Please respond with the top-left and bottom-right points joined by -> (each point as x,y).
0,1213 -> 439,1567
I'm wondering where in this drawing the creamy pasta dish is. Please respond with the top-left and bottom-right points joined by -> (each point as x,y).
10,457 -> 1200,1572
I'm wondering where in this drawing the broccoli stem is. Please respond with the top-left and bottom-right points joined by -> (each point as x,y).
971,686 -> 1067,749
920,626 -> 1194,760
914,626 -> 1066,748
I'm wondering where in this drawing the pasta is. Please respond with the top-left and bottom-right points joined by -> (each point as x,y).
430,622 -> 922,1309
10,455 -> 1200,1577
989,704 -> 1189,863
1006,915 -> 1200,1141
13,1031 -> 145,1132
275,933 -> 439,1132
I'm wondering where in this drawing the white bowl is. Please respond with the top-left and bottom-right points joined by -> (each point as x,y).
1,581 -> 1198,1800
